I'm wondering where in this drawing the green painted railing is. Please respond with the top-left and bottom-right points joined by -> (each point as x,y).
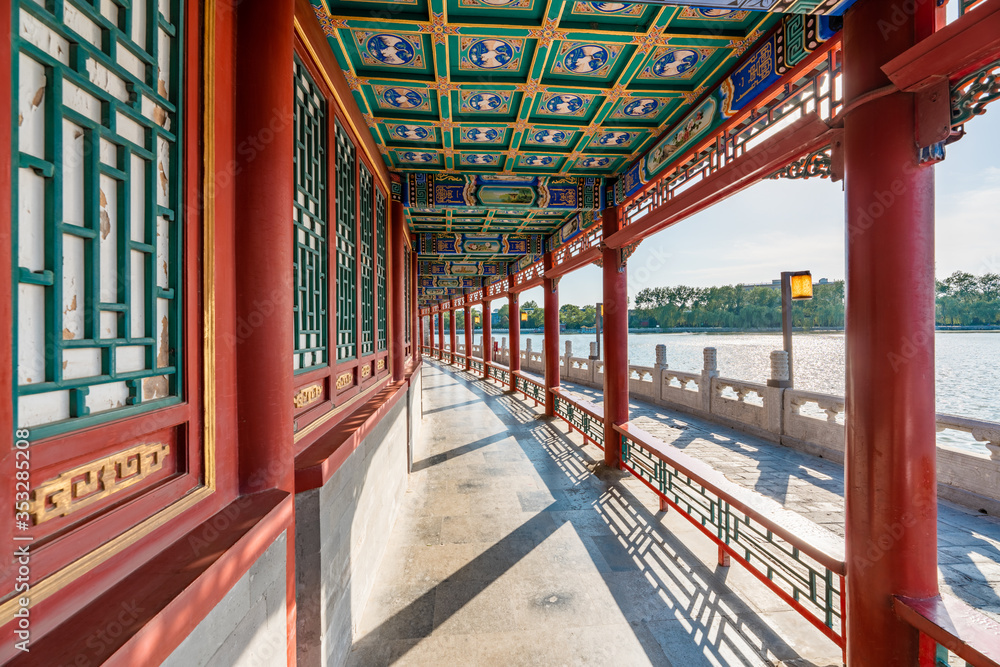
616,422 -> 846,654
469,358 -> 485,375
552,388 -> 604,450
486,363 -> 509,386
513,372 -> 545,405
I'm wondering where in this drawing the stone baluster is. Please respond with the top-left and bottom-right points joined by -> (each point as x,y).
563,340 -> 573,381
765,350 -> 789,436
701,347 -> 719,413
654,344 -> 668,401
589,342 -> 599,385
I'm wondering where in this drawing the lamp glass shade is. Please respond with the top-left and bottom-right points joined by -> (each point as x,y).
521,312 -> 528,321
790,273 -> 813,300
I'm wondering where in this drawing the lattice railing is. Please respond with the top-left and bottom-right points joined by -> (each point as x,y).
469,358 -> 485,375
552,226 -> 602,271
512,260 -> 544,290
513,372 -> 545,405
486,363 -> 509,386
552,389 -> 604,450
623,44 -> 843,230
617,423 -> 846,651
486,278 -> 509,299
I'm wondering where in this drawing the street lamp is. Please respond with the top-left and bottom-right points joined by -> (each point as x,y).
770,270 -> 812,388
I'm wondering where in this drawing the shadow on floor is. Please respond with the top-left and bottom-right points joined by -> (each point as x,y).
353,360 -> 840,666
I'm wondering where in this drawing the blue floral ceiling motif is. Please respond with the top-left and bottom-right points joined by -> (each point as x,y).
310,0 -> 849,295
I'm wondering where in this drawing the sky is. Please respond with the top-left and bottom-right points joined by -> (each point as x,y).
539,109 -> 1000,308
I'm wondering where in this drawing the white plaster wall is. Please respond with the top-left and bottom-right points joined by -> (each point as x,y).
295,392 -> 410,667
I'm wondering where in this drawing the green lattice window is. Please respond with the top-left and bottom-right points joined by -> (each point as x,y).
13,0 -> 184,437
359,165 -> 375,357
376,190 -> 387,352
335,121 -> 356,361
293,56 -> 328,373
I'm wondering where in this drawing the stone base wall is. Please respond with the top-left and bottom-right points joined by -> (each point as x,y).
295,387 -> 412,667
163,532 -> 288,667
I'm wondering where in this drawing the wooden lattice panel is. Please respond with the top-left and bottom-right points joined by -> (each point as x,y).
293,55 -> 328,373
14,0 -> 183,437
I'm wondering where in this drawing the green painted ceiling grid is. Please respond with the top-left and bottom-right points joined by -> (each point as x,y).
312,0 -> 779,184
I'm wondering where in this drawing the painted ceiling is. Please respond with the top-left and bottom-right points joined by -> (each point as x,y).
311,0 -> 849,303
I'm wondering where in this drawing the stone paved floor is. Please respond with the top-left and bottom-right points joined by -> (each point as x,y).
350,361 -> 845,666
556,377 -> 1000,622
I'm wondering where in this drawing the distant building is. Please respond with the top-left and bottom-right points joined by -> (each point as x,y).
741,277 -> 831,290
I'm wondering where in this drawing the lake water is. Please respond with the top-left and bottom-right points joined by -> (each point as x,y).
500,331 -> 1000,453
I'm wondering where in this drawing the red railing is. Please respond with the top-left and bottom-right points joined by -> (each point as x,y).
894,595 -> 1000,667
551,386 -> 604,450
616,421 -> 847,655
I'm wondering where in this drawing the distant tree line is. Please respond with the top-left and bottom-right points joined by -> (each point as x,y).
936,272 -> 1000,326
630,281 -> 846,329
445,272 -> 999,332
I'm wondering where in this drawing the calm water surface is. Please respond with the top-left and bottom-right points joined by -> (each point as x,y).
505,331 -> 1000,452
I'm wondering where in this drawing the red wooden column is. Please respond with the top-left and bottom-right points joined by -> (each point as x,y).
508,290 -> 520,390
482,300 -> 492,366
429,314 -> 435,355
543,253 -> 560,416
843,0 -> 938,662
464,304 -> 473,370
449,306 -> 457,362
411,248 -> 418,362
438,311 -> 445,358
418,314 -> 423,353
390,199 -> 406,381
234,0 -> 295,662
602,205 -> 628,469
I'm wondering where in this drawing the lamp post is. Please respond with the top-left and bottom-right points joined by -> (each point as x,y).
770,270 -> 813,388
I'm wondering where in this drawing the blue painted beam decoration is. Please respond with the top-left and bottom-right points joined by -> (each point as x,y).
614,14 -> 839,204
406,174 -> 604,212
420,260 -> 508,276
416,233 -> 544,255
419,276 -> 482,289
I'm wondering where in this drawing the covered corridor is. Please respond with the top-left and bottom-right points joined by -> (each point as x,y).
350,359 -> 1000,665
351,360 -> 839,666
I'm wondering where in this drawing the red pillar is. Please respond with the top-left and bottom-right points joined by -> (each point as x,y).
602,205 -> 628,469
464,304 -> 473,370
234,0 -> 295,662
543,253 -> 560,416
482,300 -> 492,365
843,0 -> 938,663
390,200 -> 406,382
429,314 -> 435,354
411,248 -> 418,363
449,307 -> 457,362
508,291 -> 520,390
438,311 -> 445,358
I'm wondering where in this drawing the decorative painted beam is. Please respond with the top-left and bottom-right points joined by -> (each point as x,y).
613,13 -> 840,205
405,173 -> 603,212
415,233 -> 544,256
418,276 -> 481,289
419,259 -> 508,276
